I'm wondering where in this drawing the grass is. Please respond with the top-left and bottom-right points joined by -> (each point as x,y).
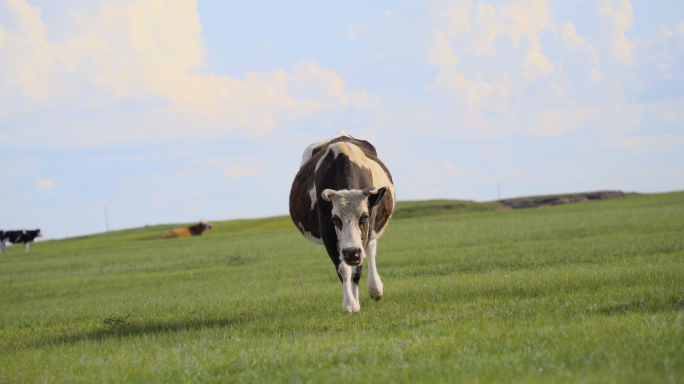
1,191 -> 683,383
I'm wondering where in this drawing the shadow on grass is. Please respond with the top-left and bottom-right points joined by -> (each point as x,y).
595,297 -> 684,316
40,313 -> 254,347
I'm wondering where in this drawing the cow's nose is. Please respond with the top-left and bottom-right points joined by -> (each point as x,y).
342,247 -> 362,264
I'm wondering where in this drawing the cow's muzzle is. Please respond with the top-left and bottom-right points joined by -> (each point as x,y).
342,247 -> 362,266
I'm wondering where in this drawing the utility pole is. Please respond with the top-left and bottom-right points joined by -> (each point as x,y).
104,206 -> 110,232
497,181 -> 501,200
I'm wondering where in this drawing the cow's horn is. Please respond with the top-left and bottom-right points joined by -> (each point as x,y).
363,187 -> 378,196
321,189 -> 336,202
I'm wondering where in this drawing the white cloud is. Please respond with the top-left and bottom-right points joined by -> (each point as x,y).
0,0 -> 57,100
597,0 -> 635,66
224,165 -> 263,179
677,22 -> 684,36
588,67 -> 604,83
428,31 -> 457,67
434,70 -> 497,103
399,0 -> 632,142
528,108 -> 599,137
428,0 -> 556,99
560,22 -> 590,52
36,178 -> 54,191
0,0 -> 372,146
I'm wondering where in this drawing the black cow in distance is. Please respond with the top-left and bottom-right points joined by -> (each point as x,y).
1,229 -> 43,253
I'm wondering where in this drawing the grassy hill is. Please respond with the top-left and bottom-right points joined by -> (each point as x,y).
1,192 -> 683,383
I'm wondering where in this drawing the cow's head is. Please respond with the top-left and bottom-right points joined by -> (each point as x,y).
37,229 -> 43,237
199,219 -> 213,232
321,186 -> 387,266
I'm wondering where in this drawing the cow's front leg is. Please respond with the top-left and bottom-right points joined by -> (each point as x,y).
338,262 -> 360,313
24,242 -> 30,252
366,239 -> 384,300
0,239 -> 6,254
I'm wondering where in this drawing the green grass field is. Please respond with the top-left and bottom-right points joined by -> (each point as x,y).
1,192 -> 683,383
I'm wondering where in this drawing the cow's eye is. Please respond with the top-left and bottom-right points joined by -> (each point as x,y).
359,214 -> 369,224
332,216 -> 342,228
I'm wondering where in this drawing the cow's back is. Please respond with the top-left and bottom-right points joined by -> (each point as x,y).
163,228 -> 192,238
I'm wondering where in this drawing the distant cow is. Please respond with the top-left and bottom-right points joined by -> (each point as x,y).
289,131 -> 395,313
1,229 -> 44,253
163,220 -> 213,239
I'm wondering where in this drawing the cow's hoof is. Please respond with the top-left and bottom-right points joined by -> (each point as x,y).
342,299 -> 360,313
342,301 -> 354,313
368,286 -> 383,301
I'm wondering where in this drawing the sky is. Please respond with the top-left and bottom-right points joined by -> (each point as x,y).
1,0 -> 683,240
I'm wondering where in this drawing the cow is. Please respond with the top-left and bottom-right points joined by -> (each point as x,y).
289,130 -> 395,313
163,219 -> 213,239
1,229 -> 44,253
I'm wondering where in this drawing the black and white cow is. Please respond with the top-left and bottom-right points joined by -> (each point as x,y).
289,131 -> 395,313
0,229 -> 43,253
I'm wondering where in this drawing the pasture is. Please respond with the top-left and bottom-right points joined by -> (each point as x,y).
1,192 -> 683,383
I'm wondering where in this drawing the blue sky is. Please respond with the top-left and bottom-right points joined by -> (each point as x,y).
1,0 -> 683,240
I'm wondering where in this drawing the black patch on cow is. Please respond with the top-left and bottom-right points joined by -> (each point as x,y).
353,265 -> 363,285
368,187 -> 387,208
311,136 -> 378,159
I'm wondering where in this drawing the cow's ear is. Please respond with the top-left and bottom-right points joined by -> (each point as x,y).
321,189 -> 336,202
367,187 -> 387,207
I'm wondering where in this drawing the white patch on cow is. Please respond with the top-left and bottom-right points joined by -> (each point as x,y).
339,262 -> 360,313
351,269 -> 360,308
298,222 -> 322,245
366,239 -> 384,300
315,142 -> 369,173
300,130 -> 351,167
327,189 -> 369,263
308,185 -> 317,210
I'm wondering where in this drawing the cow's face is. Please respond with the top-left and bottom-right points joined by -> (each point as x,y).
322,186 -> 387,266
199,220 -> 213,232
37,230 -> 43,237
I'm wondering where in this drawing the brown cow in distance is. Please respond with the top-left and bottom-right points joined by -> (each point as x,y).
163,220 -> 213,239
